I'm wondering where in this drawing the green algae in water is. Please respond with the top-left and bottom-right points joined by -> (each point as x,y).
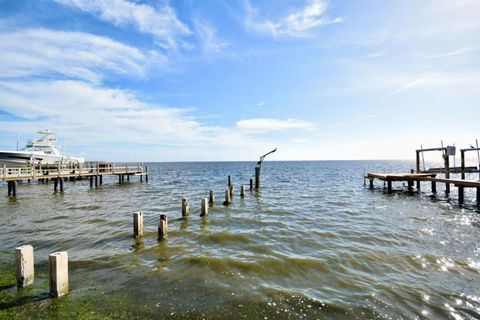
0,267 -> 139,320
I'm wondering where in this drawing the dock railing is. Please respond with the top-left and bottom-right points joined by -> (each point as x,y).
1,162 -> 144,181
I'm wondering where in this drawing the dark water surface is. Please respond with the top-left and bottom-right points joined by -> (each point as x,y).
1,161 -> 479,319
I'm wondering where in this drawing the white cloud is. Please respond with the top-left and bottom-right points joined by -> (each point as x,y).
245,0 -> 342,37
0,28 -> 161,83
236,118 -> 316,132
0,80 -> 208,144
54,0 -> 191,50
193,18 -> 227,55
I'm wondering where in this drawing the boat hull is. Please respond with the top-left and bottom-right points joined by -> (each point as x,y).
0,151 -> 84,165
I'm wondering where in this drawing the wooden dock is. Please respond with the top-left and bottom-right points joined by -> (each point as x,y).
366,172 -> 480,205
1,162 -> 148,196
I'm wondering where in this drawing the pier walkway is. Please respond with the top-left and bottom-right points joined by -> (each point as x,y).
366,172 -> 480,205
2,162 -> 148,196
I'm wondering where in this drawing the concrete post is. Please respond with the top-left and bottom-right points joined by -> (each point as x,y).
240,185 -> 246,197
133,211 -> 144,237
158,214 -> 168,240
15,245 -> 34,287
49,252 -> 68,297
182,198 -> 190,217
201,198 -> 208,217
209,190 -> 215,204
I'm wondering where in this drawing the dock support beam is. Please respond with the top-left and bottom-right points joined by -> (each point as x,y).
95,175 -> 98,188
99,175 -> 103,185
387,180 -> 392,194
16,245 -> 34,287
431,181 -> 437,193
477,187 -> 480,206
369,178 -> 374,189
49,251 -> 69,297
90,176 -> 93,188
250,179 -> 253,190
458,187 -> 464,205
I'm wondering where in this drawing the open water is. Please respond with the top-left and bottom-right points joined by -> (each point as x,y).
1,161 -> 479,319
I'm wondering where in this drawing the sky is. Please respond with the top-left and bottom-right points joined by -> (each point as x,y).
0,0 -> 479,162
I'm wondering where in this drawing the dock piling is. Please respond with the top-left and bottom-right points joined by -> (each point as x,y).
209,190 -> 215,204
49,251 -> 69,297
228,175 -> 231,187
201,198 -> 208,217
458,186 -> 465,204
224,188 -> 231,205
255,167 -> 260,189
133,211 -> 144,237
387,180 -> 392,193
229,184 -> 234,197
431,181 -> 437,193
182,198 -> 190,217
158,214 -> 168,240
249,179 -> 253,190
240,185 -> 245,197
15,245 -> 34,287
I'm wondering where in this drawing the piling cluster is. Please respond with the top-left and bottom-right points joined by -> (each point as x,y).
14,245 -> 69,298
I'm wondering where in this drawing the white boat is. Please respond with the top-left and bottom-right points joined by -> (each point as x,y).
0,130 -> 85,165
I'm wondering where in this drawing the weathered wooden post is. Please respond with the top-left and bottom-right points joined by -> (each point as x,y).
145,166 -> 149,182
229,184 -> 234,197
209,190 -> 215,204
133,211 -> 144,237
59,178 -> 64,192
387,180 -> 392,193
224,188 -> 231,205
416,150 -> 421,173
369,178 -> 374,189
54,178 -> 58,192
240,185 -> 246,197
12,181 -> 16,196
461,150 -> 466,180
99,175 -> 103,185
249,179 -> 253,190
228,175 -> 231,187
201,198 -> 208,217
182,198 -> 190,217
477,187 -> 480,206
90,176 -> 93,188
444,152 -> 450,195
8,181 -> 12,196
255,167 -> 260,189
127,174 -> 130,182
49,251 -> 69,297
15,245 -> 34,287
158,214 -> 168,240
431,181 -> 437,193
458,186 -> 464,205
95,175 -> 98,188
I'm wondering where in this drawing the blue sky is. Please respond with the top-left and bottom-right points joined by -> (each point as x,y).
0,0 -> 479,161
